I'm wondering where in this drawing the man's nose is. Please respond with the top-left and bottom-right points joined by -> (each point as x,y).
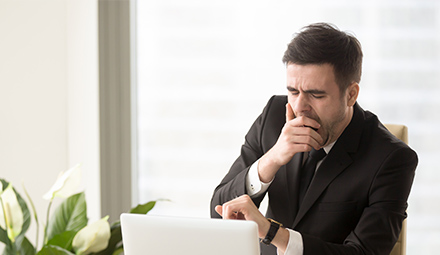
293,93 -> 311,114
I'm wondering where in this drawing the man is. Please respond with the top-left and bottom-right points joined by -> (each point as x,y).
210,23 -> 418,255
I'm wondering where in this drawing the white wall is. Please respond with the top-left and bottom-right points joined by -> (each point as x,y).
65,0 -> 100,223
0,0 -> 100,248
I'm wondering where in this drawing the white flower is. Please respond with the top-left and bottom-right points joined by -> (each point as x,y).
43,164 -> 82,200
0,181 -> 4,229
72,216 -> 111,255
0,183 -> 24,242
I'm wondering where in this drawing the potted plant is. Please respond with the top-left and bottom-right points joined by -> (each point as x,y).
0,164 -> 161,255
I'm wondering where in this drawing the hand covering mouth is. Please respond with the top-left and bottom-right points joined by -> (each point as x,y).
304,125 -> 319,132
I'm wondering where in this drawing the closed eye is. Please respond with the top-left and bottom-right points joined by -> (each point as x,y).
305,89 -> 326,99
287,86 -> 299,95
287,86 -> 327,98
311,93 -> 325,99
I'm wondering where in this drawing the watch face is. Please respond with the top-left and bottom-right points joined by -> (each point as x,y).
262,238 -> 271,245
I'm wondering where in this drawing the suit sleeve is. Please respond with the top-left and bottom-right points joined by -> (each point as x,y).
210,96 -> 277,218
301,146 -> 418,255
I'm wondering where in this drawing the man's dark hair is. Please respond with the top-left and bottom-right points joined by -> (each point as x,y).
282,23 -> 363,92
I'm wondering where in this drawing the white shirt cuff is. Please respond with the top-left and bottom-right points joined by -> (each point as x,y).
277,229 -> 303,255
245,159 -> 273,197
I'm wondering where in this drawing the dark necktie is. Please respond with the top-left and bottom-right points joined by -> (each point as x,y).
298,148 -> 326,205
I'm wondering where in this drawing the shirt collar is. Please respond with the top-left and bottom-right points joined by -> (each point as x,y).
323,141 -> 336,155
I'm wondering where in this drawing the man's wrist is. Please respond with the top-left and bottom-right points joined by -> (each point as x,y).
261,218 -> 283,245
258,153 -> 282,183
273,228 -> 292,254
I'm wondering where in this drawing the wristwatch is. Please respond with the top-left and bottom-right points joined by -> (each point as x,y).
261,218 -> 283,245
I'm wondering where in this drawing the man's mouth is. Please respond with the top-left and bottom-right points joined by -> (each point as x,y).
305,125 -> 319,132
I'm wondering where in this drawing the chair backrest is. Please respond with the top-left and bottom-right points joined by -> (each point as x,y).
384,124 -> 408,255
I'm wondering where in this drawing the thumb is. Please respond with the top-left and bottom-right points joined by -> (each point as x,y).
286,103 -> 295,123
215,205 -> 223,217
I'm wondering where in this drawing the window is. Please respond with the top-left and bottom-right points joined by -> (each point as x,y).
135,0 -> 440,252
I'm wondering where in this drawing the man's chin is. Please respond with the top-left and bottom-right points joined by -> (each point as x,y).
322,135 -> 334,148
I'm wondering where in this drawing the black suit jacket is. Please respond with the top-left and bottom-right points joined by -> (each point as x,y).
210,96 -> 418,255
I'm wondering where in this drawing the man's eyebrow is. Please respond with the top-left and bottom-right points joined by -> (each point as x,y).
286,86 -> 326,94
304,89 -> 326,94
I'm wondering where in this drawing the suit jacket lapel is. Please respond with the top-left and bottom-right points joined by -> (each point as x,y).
293,149 -> 353,227
292,103 -> 365,228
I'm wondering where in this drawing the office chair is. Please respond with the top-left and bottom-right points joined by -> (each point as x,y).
384,124 -> 408,255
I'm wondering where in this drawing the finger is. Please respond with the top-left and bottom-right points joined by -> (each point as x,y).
311,131 -> 324,149
223,202 -> 244,220
282,125 -> 324,149
215,205 -> 223,217
301,118 -> 321,131
288,133 -> 323,151
305,135 -> 324,150
221,196 -> 248,220
285,103 -> 295,123
302,126 -> 324,147
286,115 -> 321,131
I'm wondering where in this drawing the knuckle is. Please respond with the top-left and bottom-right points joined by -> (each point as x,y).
242,194 -> 251,202
302,144 -> 310,152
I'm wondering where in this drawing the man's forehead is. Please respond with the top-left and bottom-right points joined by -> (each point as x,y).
286,63 -> 335,76
286,63 -> 338,89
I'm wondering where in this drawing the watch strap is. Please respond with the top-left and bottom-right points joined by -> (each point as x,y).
261,218 -> 282,245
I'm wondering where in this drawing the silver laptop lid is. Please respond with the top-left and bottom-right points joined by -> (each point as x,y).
120,213 -> 260,255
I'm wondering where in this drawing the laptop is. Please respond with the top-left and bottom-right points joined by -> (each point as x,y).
120,213 -> 260,255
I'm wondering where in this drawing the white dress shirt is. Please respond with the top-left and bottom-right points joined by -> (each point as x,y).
245,142 -> 335,255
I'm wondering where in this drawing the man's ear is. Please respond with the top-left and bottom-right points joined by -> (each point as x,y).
346,82 -> 359,107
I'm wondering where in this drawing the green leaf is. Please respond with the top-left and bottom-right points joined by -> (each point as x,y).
2,242 -> 17,255
47,231 -> 76,251
37,245 -> 75,255
15,185 -> 31,242
111,246 -> 123,255
46,193 -> 87,242
0,179 -> 7,192
15,235 -> 36,255
0,226 -> 11,246
129,199 -> 167,214
129,201 -> 155,214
